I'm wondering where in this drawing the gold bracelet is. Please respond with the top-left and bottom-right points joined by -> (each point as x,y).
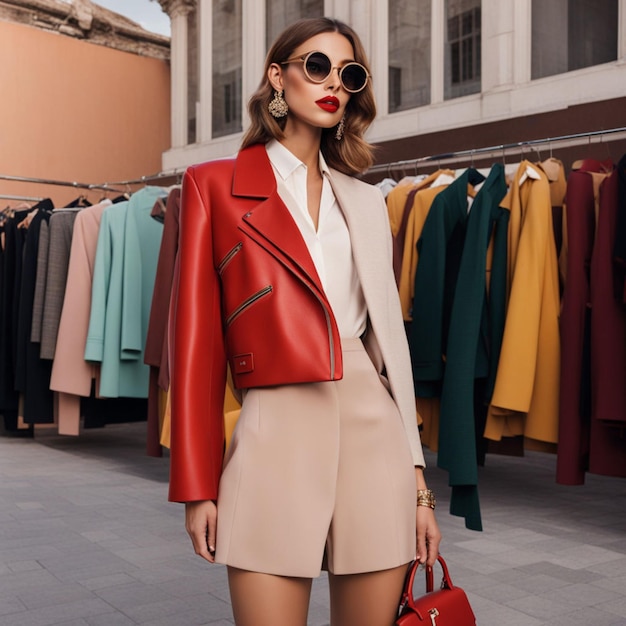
416,489 -> 436,510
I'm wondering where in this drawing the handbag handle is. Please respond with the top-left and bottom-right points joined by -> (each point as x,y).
400,555 -> 456,612
397,555 -> 476,625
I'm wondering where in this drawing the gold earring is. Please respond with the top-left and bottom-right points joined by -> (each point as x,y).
268,90 -> 288,118
335,113 -> 346,140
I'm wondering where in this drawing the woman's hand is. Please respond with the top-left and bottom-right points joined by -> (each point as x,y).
185,500 -> 217,563
414,468 -> 441,567
415,505 -> 441,567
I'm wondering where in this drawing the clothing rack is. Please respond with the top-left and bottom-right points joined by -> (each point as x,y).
0,169 -> 184,194
0,193 -> 45,202
101,169 -> 184,187
0,173 -> 126,194
366,126 -> 626,176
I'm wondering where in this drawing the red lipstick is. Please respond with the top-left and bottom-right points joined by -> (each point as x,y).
315,96 -> 340,113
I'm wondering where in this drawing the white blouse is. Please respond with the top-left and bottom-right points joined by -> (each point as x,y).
266,139 -> 367,338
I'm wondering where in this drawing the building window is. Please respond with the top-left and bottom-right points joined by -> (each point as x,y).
444,0 -> 481,100
389,66 -> 402,111
223,78 -> 239,124
266,0 -> 323,50
187,7 -> 198,144
388,0 -> 431,112
531,0 -> 618,80
212,0 -> 243,138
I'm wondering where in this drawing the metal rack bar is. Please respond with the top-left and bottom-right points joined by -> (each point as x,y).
365,126 -> 626,176
0,174 -> 126,193
0,194 -> 45,202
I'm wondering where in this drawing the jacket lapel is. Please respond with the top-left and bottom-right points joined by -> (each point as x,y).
327,170 -> 385,314
233,144 -> 325,294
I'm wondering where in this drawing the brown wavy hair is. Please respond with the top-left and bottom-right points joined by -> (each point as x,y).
241,17 -> 376,176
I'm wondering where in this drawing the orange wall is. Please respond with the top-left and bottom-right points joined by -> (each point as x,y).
0,20 -> 171,207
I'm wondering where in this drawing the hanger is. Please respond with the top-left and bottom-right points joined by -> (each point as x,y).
518,162 -> 542,186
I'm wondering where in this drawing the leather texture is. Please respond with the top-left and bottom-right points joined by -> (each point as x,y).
396,556 -> 476,625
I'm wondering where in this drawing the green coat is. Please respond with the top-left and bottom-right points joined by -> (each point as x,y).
409,166 -> 508,530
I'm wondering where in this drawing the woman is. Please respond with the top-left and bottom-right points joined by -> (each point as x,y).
169,17 -> 441,626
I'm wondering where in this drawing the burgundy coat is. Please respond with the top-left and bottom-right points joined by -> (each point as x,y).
588,165 -> 626,477
556,163 -> 608,485
144,188 -> 180,456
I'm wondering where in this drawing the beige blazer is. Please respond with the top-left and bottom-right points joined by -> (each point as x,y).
327,168 -> 425,468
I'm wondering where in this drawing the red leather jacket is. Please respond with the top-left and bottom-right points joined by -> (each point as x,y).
168,144 -> 343,502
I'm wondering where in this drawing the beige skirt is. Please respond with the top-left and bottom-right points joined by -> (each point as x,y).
215,337 -> 416,578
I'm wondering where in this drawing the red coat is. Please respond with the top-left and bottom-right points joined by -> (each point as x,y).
169,144 -> 343,502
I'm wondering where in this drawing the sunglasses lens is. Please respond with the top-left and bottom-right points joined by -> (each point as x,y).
341,63 -> 368,92
305,52 -> 332,81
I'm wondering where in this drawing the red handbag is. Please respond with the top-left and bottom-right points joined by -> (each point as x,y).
395,555 -> 476,625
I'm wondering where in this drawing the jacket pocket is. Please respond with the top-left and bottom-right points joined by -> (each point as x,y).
217,242 -> 243,275
226,285 -> 273,327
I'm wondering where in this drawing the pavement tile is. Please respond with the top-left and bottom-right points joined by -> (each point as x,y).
0,598 -> 115,626
122,593 -> 232,624
0,595 -> 27,616
94,582 -> 176,612
80,572 -> 138,591
6,560 -> 44,573
546,606 -> 626,625
85,614 -> 138,626
1,422 -> 625,625
16,585 -> 95,610
592,574 -> 626,595
597,596 -> 626,619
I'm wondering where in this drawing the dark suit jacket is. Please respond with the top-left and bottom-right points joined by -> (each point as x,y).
40,210 -> 79,360
0,210 -> 29,421
15,206 -> 55,424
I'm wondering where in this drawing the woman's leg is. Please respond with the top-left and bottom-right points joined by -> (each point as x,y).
328,564 -> 408,626
227,566 -> 313,626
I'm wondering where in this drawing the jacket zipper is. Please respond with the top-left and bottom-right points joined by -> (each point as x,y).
226,285 -> 273,327
217,242 -> 243,274
308,287 -> 336,380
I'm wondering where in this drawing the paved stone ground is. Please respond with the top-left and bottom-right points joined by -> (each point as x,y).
1,422 -> 625,625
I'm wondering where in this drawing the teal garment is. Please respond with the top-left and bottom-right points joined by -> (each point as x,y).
437,164 -> 508,531
85,187 -> 166,398
121,187 -> 167,363
409,168 -> 486,398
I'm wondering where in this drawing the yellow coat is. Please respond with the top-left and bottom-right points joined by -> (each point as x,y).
485,161 -> 560,444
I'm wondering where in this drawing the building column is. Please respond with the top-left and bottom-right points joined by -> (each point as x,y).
513,0 -> 532,84
242,0 -> 265,132
481,0 -> 515,92
369,0 -> 388,117
198,0 -> 212,143
159,0 -> 196,148
430,0 -> 444,104
617,0 -> 626,59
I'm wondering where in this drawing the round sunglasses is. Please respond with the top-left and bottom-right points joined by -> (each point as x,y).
281,51 -> 370,93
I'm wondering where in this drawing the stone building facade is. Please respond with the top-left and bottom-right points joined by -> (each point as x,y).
155,0 -> 626,175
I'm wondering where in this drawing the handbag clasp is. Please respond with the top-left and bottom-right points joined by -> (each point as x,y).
429,608 -> 439,625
